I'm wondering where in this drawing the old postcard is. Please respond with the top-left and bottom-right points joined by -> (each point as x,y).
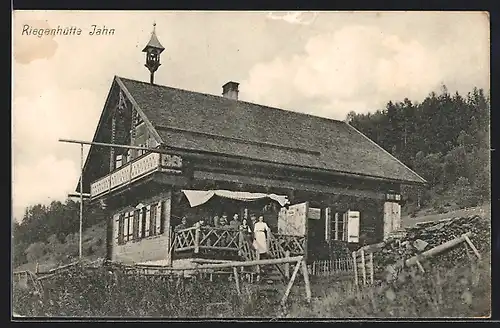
12,11 -> 491,319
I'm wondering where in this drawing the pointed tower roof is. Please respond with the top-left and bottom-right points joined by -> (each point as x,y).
142,23 -> 165,53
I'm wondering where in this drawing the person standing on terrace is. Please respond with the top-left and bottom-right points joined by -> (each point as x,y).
219,213 -> 228,227
253,215 -> 271,257
229,213 -> 241,230
175,217 -> 188,231
213,215 -> 220,228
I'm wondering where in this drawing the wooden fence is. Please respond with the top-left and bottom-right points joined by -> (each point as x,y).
352,248 -> 374,286
308,257 -> 355,277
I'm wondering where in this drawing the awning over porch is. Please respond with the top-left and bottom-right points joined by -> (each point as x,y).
181,189 -> 290,208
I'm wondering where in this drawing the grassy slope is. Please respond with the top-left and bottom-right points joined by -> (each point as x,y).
15,222 -> 107,272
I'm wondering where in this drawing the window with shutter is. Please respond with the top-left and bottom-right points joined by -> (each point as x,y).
150,204 -> 157,236
346,211 -> 360,243
341,212 -> 347,241
117,213 -> 124,245
155,201 -> 162,234
145,205 -> 151,237
123,212 -> 129,242
333,212 -> 339,241
133,210 -> 140,240
325,207 -> 331,242
115,154 -> 123,168
139,209 -> 145,239
128,211 -> 134,241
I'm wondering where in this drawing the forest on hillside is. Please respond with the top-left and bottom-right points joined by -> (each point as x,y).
347,86 -> 490,214
12,85 -> 490,268
12,200 -> 106,268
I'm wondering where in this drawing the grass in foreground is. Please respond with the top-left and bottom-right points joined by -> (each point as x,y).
286,253 -> 491,318
13,253 -> 490,318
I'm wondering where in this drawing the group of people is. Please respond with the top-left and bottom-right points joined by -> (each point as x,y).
174,212 -> 271,255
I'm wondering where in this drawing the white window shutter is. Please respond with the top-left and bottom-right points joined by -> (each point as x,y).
145,205 -> 151,237
155,201 -> 162,234
347,211 -> 360,243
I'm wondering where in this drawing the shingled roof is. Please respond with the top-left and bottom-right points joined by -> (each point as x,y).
116,76 -> 426,185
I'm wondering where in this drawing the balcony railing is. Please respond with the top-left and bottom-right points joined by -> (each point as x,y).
90,152 -> 183,198
90,152 -> 160,198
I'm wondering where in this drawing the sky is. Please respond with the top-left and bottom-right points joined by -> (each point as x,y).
12,11 -> 490,222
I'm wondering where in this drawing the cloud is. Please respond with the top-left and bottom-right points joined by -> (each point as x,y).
12,88 -> 102,221
240,24 -> 489,120
266,12 -> 318,25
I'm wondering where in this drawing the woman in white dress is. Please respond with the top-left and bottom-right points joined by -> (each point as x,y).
253,215 -> 271,256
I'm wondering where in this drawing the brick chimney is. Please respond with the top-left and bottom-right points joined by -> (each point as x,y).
222,81 -> 239,100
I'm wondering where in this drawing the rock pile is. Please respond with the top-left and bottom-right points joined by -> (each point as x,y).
359,215 -> 490,276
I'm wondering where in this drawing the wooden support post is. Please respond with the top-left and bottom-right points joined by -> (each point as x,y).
194,225 -> 200,254
284,250 -> 290,278
361,249 -> 367,285
416,260 -> 425,273
301,259 -> 312,303
280,260 -> 302,306
352,252 -> 358,286
463,234 -> 481,260
233,267 -> 241,296
256,251 -> 260,275
464,242 -> 472,260
405,232 -> 472,267
369,252 -> 374,285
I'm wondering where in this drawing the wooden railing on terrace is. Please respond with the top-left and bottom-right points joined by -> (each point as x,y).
275,234 -> 306,256
174,226 -> 241,253
172,226 -> 306,261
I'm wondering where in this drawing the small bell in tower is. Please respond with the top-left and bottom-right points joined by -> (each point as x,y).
142,22 -> 165,84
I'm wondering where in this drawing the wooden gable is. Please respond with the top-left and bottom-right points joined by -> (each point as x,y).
78,76 -> 163,193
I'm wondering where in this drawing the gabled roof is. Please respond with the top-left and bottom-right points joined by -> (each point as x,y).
114,76 -> 426,185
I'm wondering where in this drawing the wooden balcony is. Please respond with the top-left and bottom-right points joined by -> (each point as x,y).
90,152 -> 183,198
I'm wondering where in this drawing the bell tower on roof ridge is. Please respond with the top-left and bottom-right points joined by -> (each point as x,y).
142,22 -> 165,85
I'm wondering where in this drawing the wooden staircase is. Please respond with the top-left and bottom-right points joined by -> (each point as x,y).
236,231 -> 291,284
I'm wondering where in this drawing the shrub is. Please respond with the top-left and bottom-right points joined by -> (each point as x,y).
24,242 -> 48,263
